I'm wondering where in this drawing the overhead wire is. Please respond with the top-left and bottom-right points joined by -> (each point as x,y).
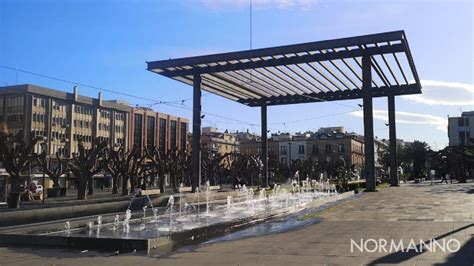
0,64 -> 364,130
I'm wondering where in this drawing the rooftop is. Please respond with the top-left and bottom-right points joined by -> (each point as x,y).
147,30 -> 421,107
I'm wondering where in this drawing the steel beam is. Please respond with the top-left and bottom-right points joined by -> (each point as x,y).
147,30 -> 405,71
388,94 -> 398,186
241,84 -> 421,106
192,74 -> 202,192
362,56 -> 376,191
151,44 -> 405,77
261,104 -> 269,187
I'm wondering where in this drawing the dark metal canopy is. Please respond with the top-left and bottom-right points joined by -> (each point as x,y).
147,30 -> 421,107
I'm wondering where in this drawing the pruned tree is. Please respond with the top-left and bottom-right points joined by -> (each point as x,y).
69,139 -> 107,200
146,147 -> 167,193
177,148 -> 192,186
224,152 -> 249,188
0,131 -> 42,208
246,154 -> 262,186
201,151 -> 226,186
103,146 -> 129,195
37,152 -> 69,189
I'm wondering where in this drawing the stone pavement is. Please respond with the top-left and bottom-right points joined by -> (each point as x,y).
0,181 -> 473,265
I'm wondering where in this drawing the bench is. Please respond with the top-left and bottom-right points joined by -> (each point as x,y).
140,189 -> 161,196
179,186 -> 220,193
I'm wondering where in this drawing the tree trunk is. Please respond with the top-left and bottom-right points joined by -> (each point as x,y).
10,175 -> 21,193
130,177 -> 136,194
52,178 -> 60,189
122,176 -> 129,196
87,176 -> 94,195
112,175 -> 119,194
159,174 -> 165,193
77,178 -> 87,200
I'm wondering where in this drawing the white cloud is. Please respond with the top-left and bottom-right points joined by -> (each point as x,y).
350,110 -> 448,132
401,80 -> 474,106
198,0 -> 320,10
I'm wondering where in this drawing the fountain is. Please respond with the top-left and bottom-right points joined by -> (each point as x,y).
123,209 -> 131,234
224,195 -> 233,218
65,221 -> 71,235
206,180 -> 211,214
157,196 -> 174,232
113,214 -> 120,231
10,180 -> 354,255
151,208 -> 159,222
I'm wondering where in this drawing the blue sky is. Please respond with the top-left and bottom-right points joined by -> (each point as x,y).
1,0 -> 472,149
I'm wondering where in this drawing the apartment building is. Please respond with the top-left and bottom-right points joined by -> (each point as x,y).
275,131 -> 365,170
0,84 -> 130,157
201,127 -> 240,155
129,107 -> 189,153
448,111 -> 474,146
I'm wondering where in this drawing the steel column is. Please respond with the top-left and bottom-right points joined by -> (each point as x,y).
261,104 -> 268,187
362,56 -> 376,191
388,94 -> 399,186
192,74 -> 202,192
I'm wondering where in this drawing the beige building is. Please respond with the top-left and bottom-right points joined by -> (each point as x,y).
307,132 -> 365,169
201,127 -> 239,155
448,111 -> 474,146
129,107 -> 189,153
0,84 -> 130,157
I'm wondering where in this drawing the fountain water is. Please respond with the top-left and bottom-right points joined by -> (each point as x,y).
151,208 -> 159,222
157,196 -> 174,232
51,179 -> 346,247
123,209 -> 131,234
113,214 -> 120,231
206,180 -> 211,214
65,221 -> 71,235
225,195 -> 233,218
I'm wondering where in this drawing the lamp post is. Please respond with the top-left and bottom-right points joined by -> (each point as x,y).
40,140 -> 47,205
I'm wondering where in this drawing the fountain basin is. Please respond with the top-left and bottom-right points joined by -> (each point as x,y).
0,191 -> 356,254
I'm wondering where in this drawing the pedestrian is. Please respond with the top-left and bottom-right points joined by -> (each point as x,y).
440,173 -> 448,184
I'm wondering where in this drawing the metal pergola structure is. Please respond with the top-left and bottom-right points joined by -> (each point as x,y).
147,30 -> 422,191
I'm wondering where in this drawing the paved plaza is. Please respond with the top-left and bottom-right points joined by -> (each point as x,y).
1,181 -> 473,265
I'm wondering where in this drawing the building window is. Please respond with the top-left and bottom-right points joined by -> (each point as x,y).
170,120 -> 177,151
180,122 -> 187,150
458,119 -> 465,127
338,144 -> 345,152
159,118 -> 166,153
146,116 -> 155,151
298,145 -> 305,154
134,114 -> 143,149
312,144 -> 318,155
325,143 -> 332,153
459,131 -> 465,145
280,146 -> 287,155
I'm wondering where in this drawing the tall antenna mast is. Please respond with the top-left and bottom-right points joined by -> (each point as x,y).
249,0 -> 253,83
250,0 -> 252,50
